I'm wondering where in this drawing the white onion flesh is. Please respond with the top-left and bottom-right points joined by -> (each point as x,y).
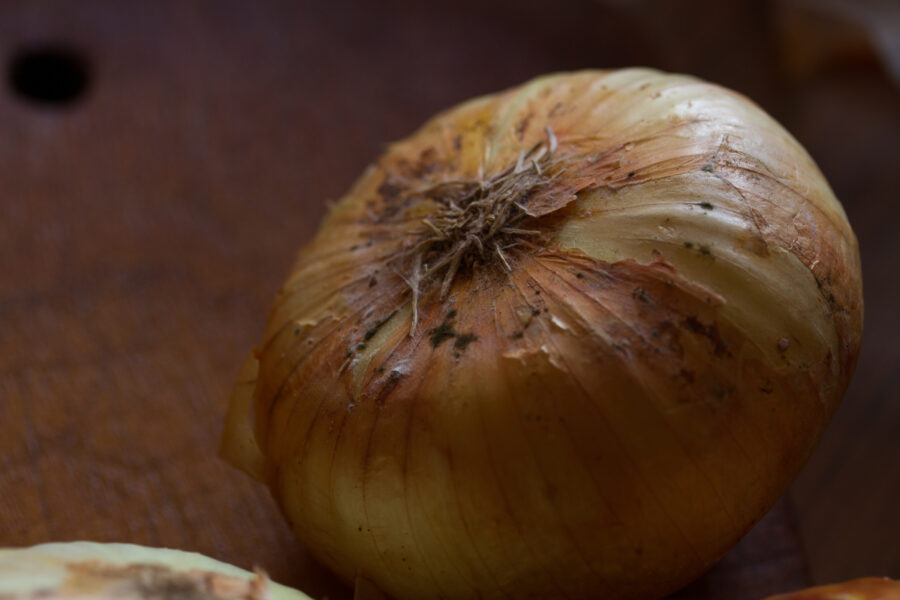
0,543 -> 311,600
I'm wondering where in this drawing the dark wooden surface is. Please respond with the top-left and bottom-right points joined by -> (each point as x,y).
0,1 -> 897,598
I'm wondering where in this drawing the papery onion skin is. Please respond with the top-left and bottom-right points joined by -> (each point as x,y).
764,578 -> 900,600
0,542 -> 312,600
222,69 -> 863,600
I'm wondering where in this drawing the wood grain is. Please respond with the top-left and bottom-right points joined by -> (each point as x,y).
0,1 -> 896,598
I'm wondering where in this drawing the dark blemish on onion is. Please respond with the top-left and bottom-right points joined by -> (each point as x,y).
412,147 -> 440,178
684,316 -> 730,357
454,332 -> 478,351
701,164 -> 715,172
428,310 -> 477,352
698,201 -> 714,210
428,321 -> 456,348
632,287 -> 651,304
376,179 -> 411,221
378,180 -> 405,202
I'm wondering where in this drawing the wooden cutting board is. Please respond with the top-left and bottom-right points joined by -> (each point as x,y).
2,1 -> 897,598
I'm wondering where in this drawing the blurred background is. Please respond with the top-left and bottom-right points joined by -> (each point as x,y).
0,1 -> 897,598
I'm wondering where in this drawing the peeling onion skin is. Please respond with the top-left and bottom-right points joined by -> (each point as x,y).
222,69 -> 863,599
764,578 -> 900,600
0,542 -> 312,600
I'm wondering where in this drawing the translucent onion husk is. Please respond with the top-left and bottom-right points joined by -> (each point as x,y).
0,542 -> 312,600
764,578 -> 900,600
221,68 -> 863,600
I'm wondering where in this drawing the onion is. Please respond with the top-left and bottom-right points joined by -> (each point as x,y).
221,68 -> 863,599
764,578 -> 900,599
0,542 -> 311,600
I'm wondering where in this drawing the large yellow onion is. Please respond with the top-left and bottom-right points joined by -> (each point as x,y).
222,69 -> 863,599
0,542 -> 311,600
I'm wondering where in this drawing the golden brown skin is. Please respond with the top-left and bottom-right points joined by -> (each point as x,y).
765,578 -> 900,600
223,69 -> 863,600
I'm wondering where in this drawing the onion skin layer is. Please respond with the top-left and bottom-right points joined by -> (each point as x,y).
764,578 -> 900,600
0,542 -> 312,600
223,69 -> 863,599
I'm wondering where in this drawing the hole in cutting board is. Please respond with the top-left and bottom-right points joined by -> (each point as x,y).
8,44 -> 90,107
